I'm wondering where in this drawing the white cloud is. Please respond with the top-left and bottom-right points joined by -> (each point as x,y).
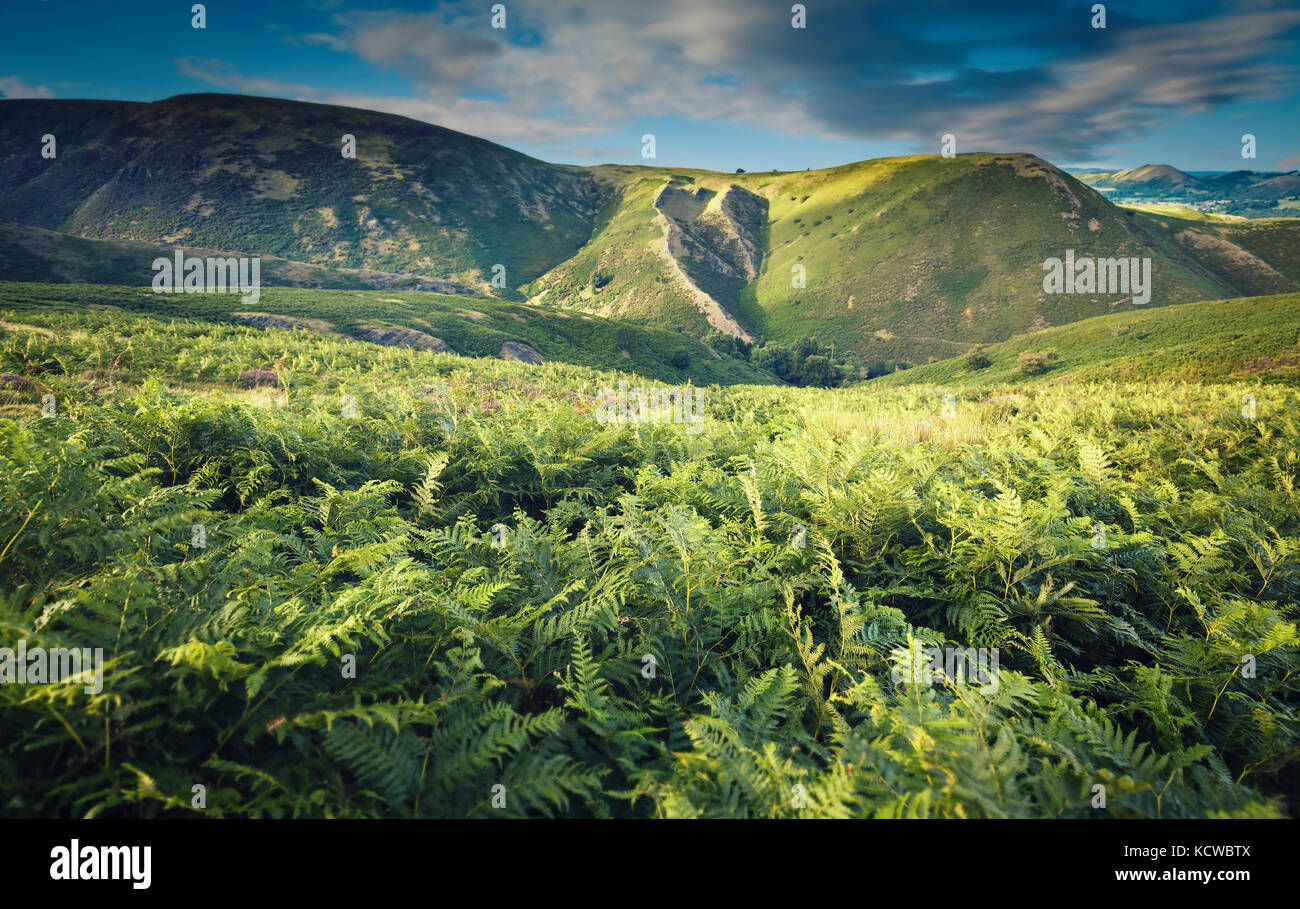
0,76 -> 54,99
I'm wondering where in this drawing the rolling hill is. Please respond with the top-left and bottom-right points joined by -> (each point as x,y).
0,95 -> 605,292
1073,164 -> 1300,218
0,281 -> 772,385
4,93 -> 1300,365
530,155 -> 1299,362
877,291 -> 1300,388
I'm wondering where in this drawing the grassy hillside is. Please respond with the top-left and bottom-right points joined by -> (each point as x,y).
0,282 -> 771,385
5,95 -> 1300,364
2,301 -> 1297,818
739,153 -> 1237,360
0,95 -> 604,289
879,292 -> 1300,388
1126,207 -> 1300,289
0,223 -> 479,293
530,155 -> 1300,362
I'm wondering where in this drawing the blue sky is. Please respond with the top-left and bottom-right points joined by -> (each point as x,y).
3,0 -> 1299,172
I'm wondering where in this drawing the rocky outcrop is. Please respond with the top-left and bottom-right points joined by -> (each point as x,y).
651,182 -> 764,341
498,341 -> 545,365
357,325 -> 456,353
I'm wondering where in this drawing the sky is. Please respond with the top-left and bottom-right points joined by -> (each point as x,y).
2,0 -> 1299,172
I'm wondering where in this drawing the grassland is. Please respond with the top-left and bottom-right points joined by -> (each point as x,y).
0,282 -> 771,386
880,292 -> 1300,389
1,290 -> 1296,818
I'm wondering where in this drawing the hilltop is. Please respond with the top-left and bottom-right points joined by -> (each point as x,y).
1109,164 -> 1196,187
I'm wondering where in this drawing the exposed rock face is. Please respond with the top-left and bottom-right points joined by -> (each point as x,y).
654,183 -> 765,281
356,325 -> 456,353
703,185 -> 765,280
498,340 -> 544,364
651,182 -> 764,341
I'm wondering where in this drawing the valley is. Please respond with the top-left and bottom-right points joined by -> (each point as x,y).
5,94 -> 1300,371
1,90 -> 1297,823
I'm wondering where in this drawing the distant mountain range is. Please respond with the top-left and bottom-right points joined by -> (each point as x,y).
1069,164 -> 1300,217
3,94 -> 1299,364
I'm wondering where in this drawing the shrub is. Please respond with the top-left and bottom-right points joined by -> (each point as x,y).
864,360 -> 913,379
702,330 -> 751,360
751,338 -> 857,387
965,350 -> 993,371
238,368 -> 279,388
1017,348 -> 1059,376
0,372 -> 36,390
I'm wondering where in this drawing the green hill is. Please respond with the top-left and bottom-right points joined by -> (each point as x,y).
0,95 -> 605,291
4,94 -> 1300,364
529,155 -> 1300,362
1121,207 -> 1300,290
877,291 -> 1300,388
0,281 -> 772,386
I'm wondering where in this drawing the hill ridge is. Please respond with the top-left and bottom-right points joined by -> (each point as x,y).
3,94 -> 1300,362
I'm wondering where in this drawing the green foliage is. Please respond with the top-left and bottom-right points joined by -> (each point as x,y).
882,292 -> 1300,389
1018,348 -> 1060,376
702,330 -> 752,361
0,282 -> 773,387
1,297 -> 1298,818
750,337 -> 856,387
864,359 -> 913,379
965,349 -> 993,371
